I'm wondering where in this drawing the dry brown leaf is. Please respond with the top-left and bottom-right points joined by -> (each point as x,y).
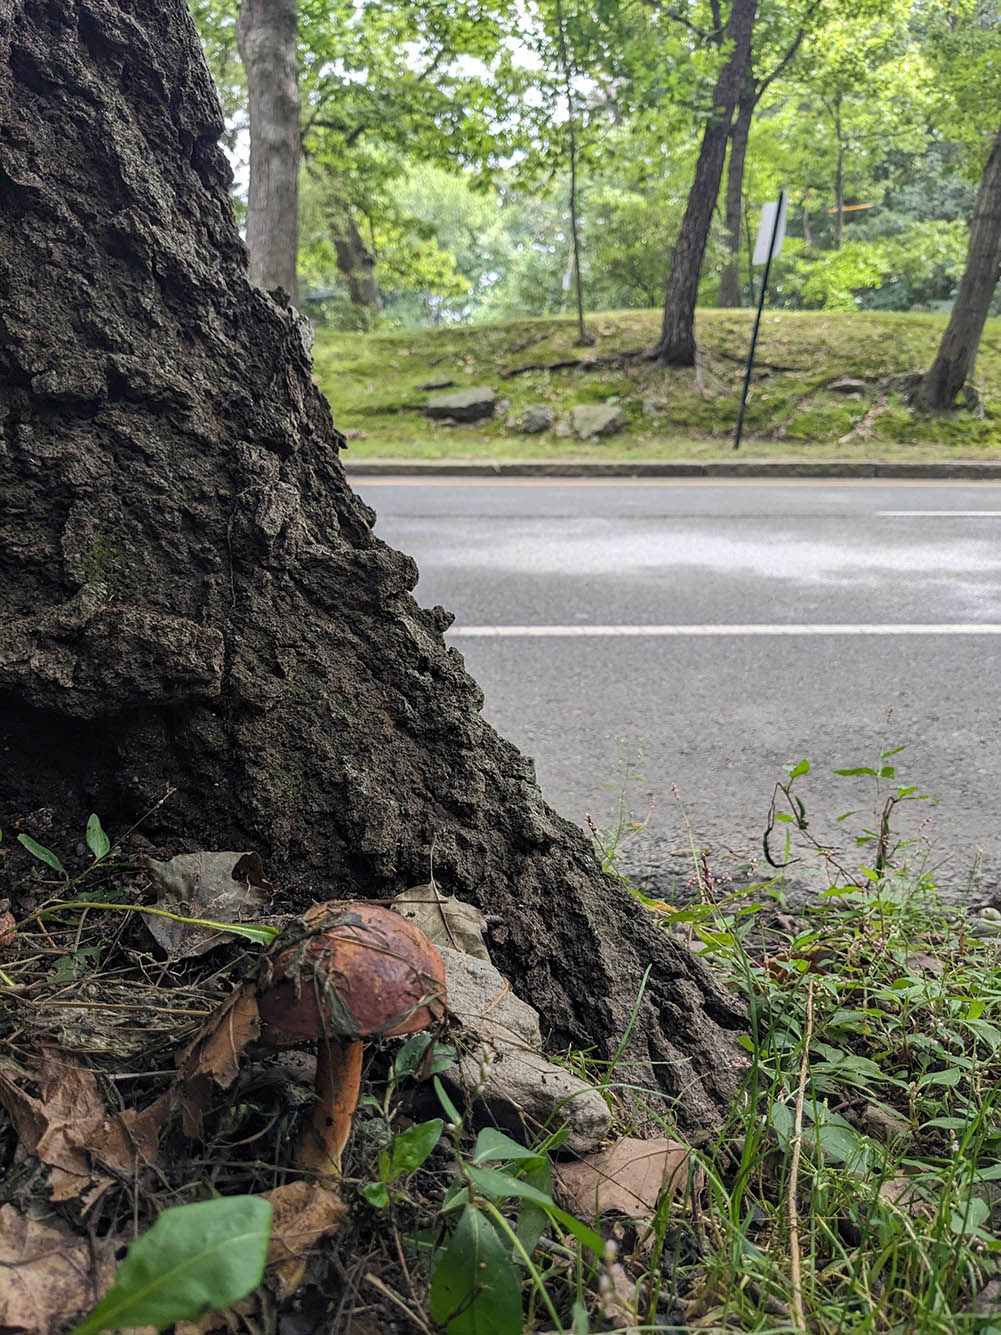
0,1048 -> 162,1203
556,1137 -> 701,1221
146,851 -> 270,958
0,1204 -> 120,1335
177,984 -> 260,1137
263,1180 -> 348,1296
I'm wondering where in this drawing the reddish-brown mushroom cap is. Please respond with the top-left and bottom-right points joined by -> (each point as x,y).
258,901 -> 446,1176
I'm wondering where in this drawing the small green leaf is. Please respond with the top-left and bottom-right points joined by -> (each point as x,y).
472,1128 -> 544,1165
85,813 -> 112,862
17,834 -> 67,877
391,1118 -> 444,1176
361,1181 -> 390,1209
878,766 -> 896,780
465,1165 -> 603,1253
434,1075 -> 462,1126
68,1196 -> 272,1335
430,1204 -> 522,1335
835,767 -> 877,777
788,759 -> 810,779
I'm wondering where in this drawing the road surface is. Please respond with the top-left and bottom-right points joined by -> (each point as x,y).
353,477 -> 1001,904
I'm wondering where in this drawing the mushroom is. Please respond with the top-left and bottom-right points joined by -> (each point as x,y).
257,900 -> 446,1177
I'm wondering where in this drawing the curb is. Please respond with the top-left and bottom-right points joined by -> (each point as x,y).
343,460 -> 1001,480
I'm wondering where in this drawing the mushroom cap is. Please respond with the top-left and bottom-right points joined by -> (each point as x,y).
257,901 -> 446,1042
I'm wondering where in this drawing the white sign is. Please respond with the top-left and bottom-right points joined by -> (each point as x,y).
752,194 -> 788,265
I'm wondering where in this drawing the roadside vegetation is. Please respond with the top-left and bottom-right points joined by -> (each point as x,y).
313,309 -> 1001,461
6,757 -> 1001,1333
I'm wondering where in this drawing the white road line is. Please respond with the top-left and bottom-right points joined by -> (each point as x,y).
449,624 -> 1001,637
878,510 -> 1001,517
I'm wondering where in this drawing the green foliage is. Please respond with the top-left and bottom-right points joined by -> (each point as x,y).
68,1197 -> 272,1335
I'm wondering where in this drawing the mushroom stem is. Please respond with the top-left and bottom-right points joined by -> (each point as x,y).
298,1037 -> 363,1177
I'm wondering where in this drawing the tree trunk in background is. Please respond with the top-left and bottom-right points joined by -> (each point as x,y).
717,83 -> 756,308
237,0 -> 300,301
657,0 -> 758,365
0,0 -> 745,1127
915,124 -> 1001,411
332,211 -> 382,314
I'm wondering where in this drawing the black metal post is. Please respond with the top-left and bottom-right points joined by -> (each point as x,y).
734,188 -> 786,451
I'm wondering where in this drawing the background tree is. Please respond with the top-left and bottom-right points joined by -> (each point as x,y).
914,0 -> 1001,407
2,0 -> 745,1124
657,0 -> 759,366
237,0 -> 300,298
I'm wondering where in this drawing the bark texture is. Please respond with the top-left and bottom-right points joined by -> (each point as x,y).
717,85 -> 755,308
237,0 -> 300,301
332,210 -> 381,313
0,0 -> 746,1128
915,123 -> 1001,411
657,0 -> 758,365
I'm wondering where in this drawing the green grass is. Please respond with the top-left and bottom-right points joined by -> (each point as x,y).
311,309 -> 1001,462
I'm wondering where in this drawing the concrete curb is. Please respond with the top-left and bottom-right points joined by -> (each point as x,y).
344,459 -> 1001,480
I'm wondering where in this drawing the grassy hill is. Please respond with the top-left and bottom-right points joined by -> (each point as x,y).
311,308 -> 1001,463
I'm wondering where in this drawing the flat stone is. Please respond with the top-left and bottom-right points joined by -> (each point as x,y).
425,386 -> 497,422
508,403 -> 554,434
439,946 -> 611,1154
827,377 -> 869,394
571,403 -> 625,438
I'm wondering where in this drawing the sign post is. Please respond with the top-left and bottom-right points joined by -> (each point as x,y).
733,189 -> 787,451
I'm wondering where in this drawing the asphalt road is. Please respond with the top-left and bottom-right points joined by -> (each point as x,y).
352,477 -> 1001,905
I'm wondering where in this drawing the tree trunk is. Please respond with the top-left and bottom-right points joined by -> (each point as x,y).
332,210 -> 382,314
237,0 -> 300,301
834,126 -> 845,250
0,0 -> 745,1128
657,0 -> 758,365
717,82 -> 756,308
915,123 -> 1001,411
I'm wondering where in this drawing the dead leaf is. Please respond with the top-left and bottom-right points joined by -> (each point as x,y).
146,851 -> 270,958
263,1181 -> 347,1296
556,1137 -> 701,1221
393,887 -> 490,961
0,1204 -> 120,1335
0,1049 -> 167,1204
0,898 -> 16,946
177,984 -> 260,1136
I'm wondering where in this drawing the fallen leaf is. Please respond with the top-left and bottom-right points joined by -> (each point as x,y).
556,1137 -> 701,1221
0,1204 -> 129,1335
0,1049 -> 164,1204
177,985 -> 260,1137
263,1181 -> 347,1296
0,898 -> 16,947
393,887 -> 490,961
146,851 -> 270,958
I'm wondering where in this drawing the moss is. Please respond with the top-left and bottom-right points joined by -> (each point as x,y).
314,309 -> 1001,460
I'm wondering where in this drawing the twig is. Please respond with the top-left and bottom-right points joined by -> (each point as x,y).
363,1273 -> 433,1335
788,978 -> 815,1330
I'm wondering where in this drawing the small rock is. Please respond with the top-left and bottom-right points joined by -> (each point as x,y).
641,398 -> 665,416
554,418 -> 573,438
827,377 -> 869,394
439,947 -> 611,1154
571,403 -> 625,439
507,403 -> 554,434
425,386 -> 497,423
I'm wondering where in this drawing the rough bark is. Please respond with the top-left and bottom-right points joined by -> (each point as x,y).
331,210 -> 381,313
717,84 -> 755,308
914,123 -> 1001,412
0,0 -> 746,1128
237,0 -> 299,301
657,0 -> 758,365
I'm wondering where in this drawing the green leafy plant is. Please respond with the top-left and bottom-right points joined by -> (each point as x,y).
68,1196 -> 272,1335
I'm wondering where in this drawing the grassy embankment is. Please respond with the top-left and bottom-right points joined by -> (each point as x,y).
311,308 -> 1001,463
